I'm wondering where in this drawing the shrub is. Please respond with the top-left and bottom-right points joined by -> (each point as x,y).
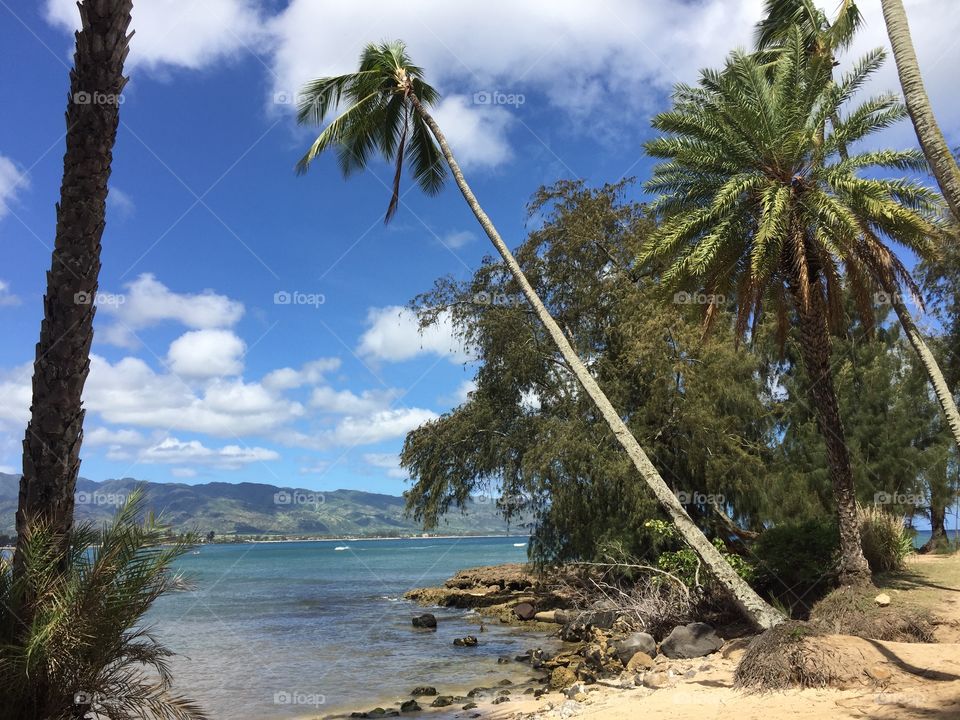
751,519 -> 838,616
858,505 -> 913,573
0,491 -> 205,720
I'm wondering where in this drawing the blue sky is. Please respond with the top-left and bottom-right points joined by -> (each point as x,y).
0,0 -> 957,495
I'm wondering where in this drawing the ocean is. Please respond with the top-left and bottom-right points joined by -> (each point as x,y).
149,536 -> 554,719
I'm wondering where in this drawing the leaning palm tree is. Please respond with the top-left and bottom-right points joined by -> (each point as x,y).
880,0 -> 960,223
0,491 -> 205,720
294,41 -> 784,629
757,0 -> 960,475
641,27 -> 943,585
16,0 -> 134,573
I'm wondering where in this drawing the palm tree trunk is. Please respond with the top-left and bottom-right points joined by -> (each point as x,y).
14,0 -> 133,573
791,273 -> 872,585
890,292 -> 960,450
880,0 -> 960,223
409,95 -> 783,630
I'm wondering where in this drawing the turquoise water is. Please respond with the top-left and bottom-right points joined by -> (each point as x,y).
150,536 -> 552,719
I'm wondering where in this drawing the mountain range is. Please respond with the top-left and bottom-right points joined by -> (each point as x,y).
0,473 -> 525,538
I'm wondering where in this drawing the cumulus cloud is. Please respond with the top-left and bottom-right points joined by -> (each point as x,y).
363,452 -> 407,479
310,386 -> 402,414
167,329 -> 246,378
97,274 -> 244,348
0,155 -> 27,220
441,230 -> 475,249
357,306 -> 469,363
0,363 -> 32,430
84,427 -> 148,448
45,0 -> 266,72
262,358 -> 341,391
0,280 -> 21,307
138,437 -> 279,468
284,407 -> 437,450
430,96 -> 513,169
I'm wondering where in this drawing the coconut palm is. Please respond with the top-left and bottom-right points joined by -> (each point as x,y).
880,0 -> 960,222
641,27 -> 943,584
17,0 -> 133,573
757,0 -> 960,479
294,41 -> 783,629
0,491 -> 205,720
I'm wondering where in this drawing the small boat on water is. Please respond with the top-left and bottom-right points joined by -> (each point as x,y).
334,545 -> 349,551
513,542 -> 527,547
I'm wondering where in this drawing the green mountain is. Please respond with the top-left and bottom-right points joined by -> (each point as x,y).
0,474 -> 526,538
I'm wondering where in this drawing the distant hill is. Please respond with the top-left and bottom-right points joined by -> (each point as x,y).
0,473 -> 527,538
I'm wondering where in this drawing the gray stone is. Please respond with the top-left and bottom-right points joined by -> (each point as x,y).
659,622 -> 723,659
411,614 -> 436,629
612,631 -> 656,664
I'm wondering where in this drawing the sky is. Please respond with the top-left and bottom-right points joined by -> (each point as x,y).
0,0 -> 957,496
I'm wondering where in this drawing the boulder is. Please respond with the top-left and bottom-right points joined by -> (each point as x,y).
875,593 -> 892,607
534,610 -> 559,623
492,696 -> 510,705
513,602 -> 537,621
453,635 -> 478,647
550,666 -> 577,690
584,610 -> 616,629
461,703 -> 478,711
430,696 -> 454,708
612,632 -> 656,664
642,670 -> 673,689
399,699 -> 421,713
409,687 -> 437,697
411,614 -> 436,630
560,622 -> 590,643
625,651 -> 655,672
659,622 -> 723,659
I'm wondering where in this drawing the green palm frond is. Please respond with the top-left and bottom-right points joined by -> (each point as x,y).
296,40 -> 448,223
0,490 -> 204,720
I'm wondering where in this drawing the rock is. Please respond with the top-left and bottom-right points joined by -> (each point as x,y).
430,696 -> 454,708
619,674 -> 636,689
612,632 -> 656,664
867,665 -> 893,682
560,622 -> 590,643
492,696 -> 510,705
411,614 -> 437,629
550,666 -> 577,690
496,689 -> 511,696
564,682 -> 586,699
660,623 -> 723,659
534,610 -> 560,623
453,635 -> 478,647
350,710 -> 398,718
497,656 -> 510,664
461,703 -> 478,710
625,651 -> 655,672
498,679 -> 513,686
642,670 -> 673,689
409,687 -> 437,697
399,699 -> 421,713
466,687 -> 487,698
584,610 -> 616,629
875,593 -> 892,607
513,602 -> 537,621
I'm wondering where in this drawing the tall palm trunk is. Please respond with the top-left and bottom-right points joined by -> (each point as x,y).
880,0 -> 960,223
790,268 -> 872,584
15,0 -> 133,573
408,94 -> 783,630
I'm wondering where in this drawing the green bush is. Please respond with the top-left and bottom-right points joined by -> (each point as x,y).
858,505 -> 913,573
751,519 -> 838,615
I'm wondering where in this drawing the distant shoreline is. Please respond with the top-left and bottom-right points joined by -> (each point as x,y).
214,533 -> 531,544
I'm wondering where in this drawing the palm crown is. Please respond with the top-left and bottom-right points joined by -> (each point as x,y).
296,40 -> 446,222
641,27 -> 942,340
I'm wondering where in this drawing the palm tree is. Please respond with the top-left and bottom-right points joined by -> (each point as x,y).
641,28 -> 943,585
294,41 -> 784,629
757,0 -> 960,480
0,491 -> 206,720
880,0 -> 960,223
16,0 -> 134,573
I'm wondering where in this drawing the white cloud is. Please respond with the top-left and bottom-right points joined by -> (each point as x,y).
0,155 -> 27,220
98,274 -> 244,348
357,305 -> 469,363
45,0 -> 266,72
441,230 -> 475,249
138,437 -> 279,469
0,280 -> 20,307
310,386 -> 401,414
167,329 -> 246,378
284,407 -> 437,450
84,427 -> 148,447
262,358 -> 341,391
171,467 -> 198,478
430,96 -> 513,169
107,187 -> 135,218
0,363 -> 32,430
441,379 -> 477,407
363,452 -> 407,479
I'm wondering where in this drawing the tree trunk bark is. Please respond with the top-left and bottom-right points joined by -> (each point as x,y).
790,270 -> 872,585
410,95 -> 784,630
921,502 -> 949,553
880,0 -> 960,223
15,0 -> 133,573
890,292 -> 960,451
